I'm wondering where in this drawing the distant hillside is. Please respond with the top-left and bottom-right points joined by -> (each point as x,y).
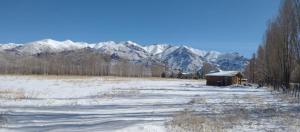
0,39 -> 248,76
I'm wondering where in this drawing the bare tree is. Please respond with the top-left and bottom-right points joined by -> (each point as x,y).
245,0 -> 300,92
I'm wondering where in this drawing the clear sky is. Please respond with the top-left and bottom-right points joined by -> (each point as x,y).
0,0 -> 281,57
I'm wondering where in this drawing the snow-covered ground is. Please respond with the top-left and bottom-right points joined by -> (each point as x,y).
0,75 -> 299,132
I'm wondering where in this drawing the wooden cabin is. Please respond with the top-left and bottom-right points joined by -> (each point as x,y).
205,71 -> 243,86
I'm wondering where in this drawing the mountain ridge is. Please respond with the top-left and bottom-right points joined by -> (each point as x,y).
0,39 -> 248,72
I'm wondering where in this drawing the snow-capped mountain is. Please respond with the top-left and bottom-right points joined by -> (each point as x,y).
162,46 -> 206,72
143,44 -> 172,55
0,43 -> 21,52
204,51 -> 222,62
14,39 -> 90,55
214,52 -> 248,71
96,41 -> 149,61
0,39 -> 248,72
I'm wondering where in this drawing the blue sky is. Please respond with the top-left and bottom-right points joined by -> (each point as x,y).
0,0 -> 281,57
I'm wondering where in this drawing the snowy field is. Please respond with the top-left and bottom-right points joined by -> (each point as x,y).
0,75 -> 299,132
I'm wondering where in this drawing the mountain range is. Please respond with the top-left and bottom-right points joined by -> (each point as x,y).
0,39 -> 248,72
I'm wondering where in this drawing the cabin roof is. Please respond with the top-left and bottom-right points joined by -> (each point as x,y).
182,72 -> 192,75
205,71 -> 242,77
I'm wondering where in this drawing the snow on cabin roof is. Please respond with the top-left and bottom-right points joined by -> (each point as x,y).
182,72 -> 192,75
205,71 -> 242,77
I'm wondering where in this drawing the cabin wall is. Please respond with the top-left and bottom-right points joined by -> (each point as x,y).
206,76 -> 233,86
232,76 -> 242,84
232,76 -> 237,84
206,75 -> 241,86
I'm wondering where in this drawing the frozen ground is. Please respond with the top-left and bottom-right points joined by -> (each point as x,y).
0,75 -> 299,132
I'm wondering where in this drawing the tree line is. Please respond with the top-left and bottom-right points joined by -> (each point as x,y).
0,48 -> 165,77
245,0 -> 300,92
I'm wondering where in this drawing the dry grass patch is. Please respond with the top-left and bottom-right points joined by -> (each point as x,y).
188,97 -> 207,105
96,88 -> 140,99
166,110 -> 227,132
166,108 -> 283,132
242,94 -> 266,107
166,99 -> 300,132
27,75 -> 97,80
263,111 -> 300,130
0,89 -> 27,100
166,108 -> 252,132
